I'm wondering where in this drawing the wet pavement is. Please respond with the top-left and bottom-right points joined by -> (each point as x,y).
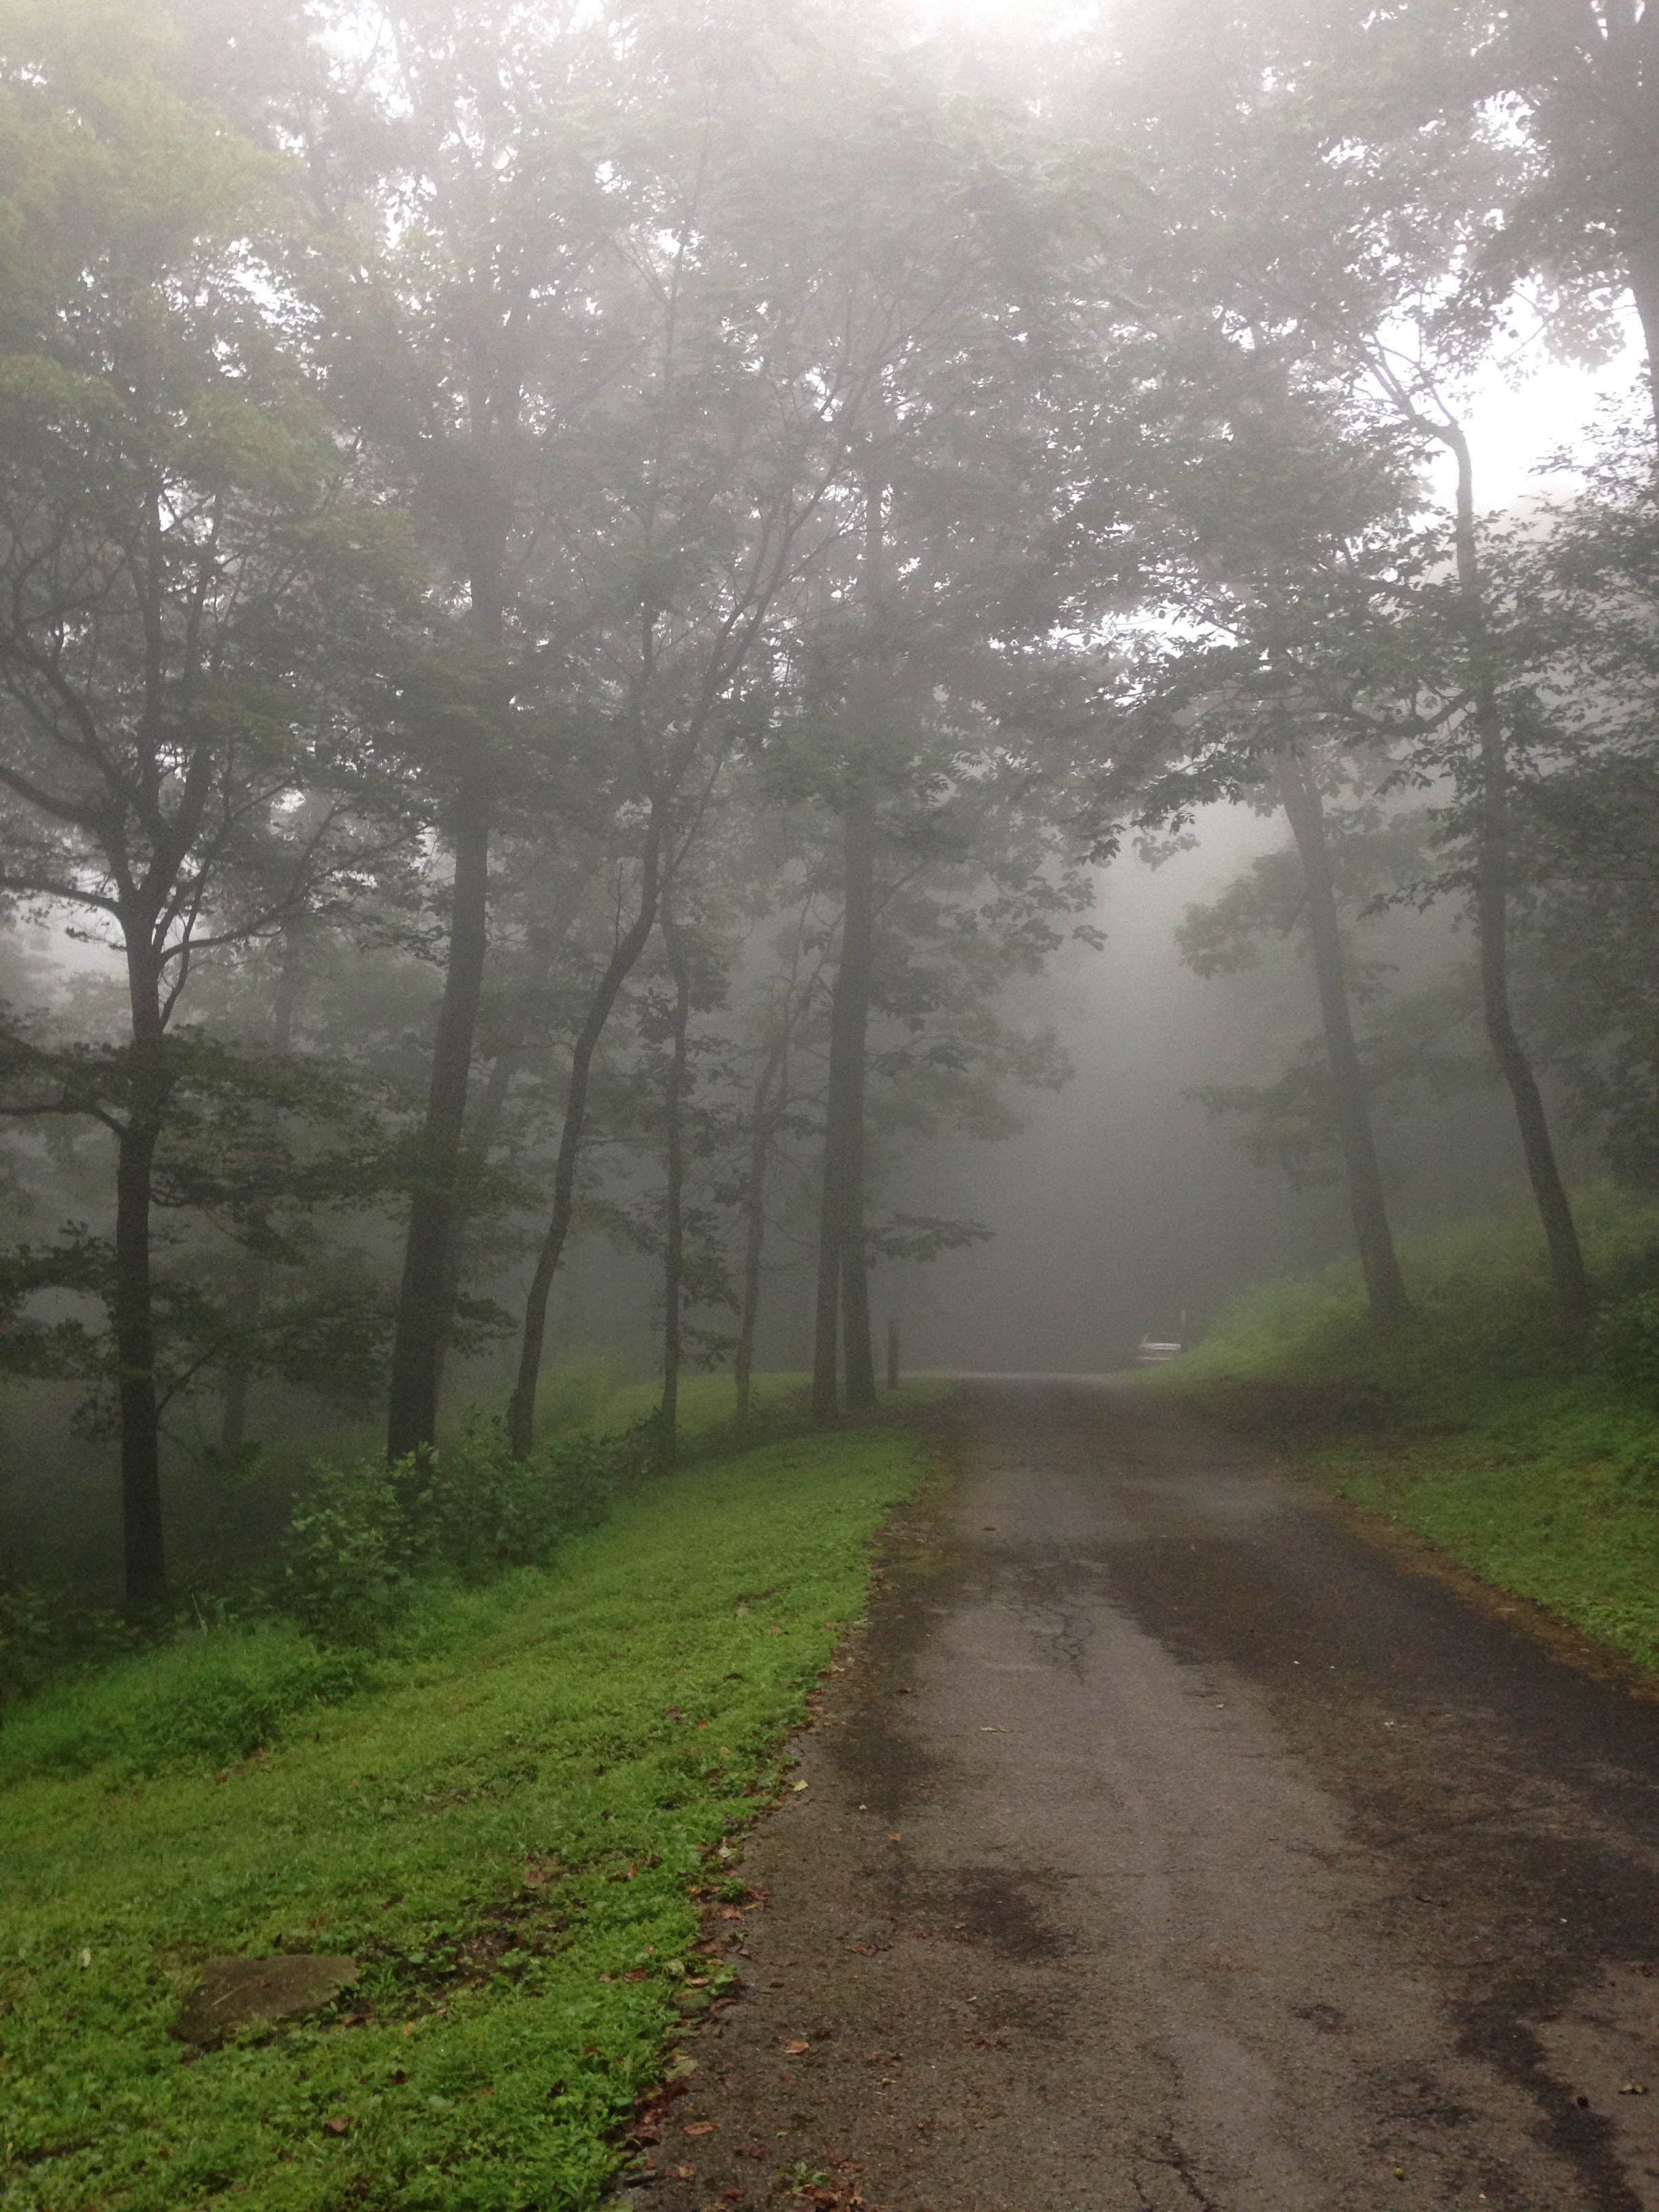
644,1378 -> 1659,2212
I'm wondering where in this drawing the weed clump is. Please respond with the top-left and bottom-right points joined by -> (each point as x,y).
280,1425 -> 615,1644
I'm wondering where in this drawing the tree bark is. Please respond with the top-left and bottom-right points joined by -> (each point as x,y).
386,769 -> 491,1460
116,948 -> 169,1615
1272,745 -> 1413,1327
839,793 -> 878,1414
735,1040 -> 785,1439
506,816 -> 664,1458
1442,415 -> 1591,1317
386,445 -> 512,1462
430,1041 -> 520,1408
658,901 -> 692,1467
813,788 -> 878,1420
221,930 -> 307,1456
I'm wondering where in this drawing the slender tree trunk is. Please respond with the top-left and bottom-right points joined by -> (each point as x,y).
735,1043 -> 785,1439
386,773 -> 491,1460
1272,745 -> 1413,1326
386,476 -> 512,1462
813,789 -> 878,1419
811,1101 -> 844,1422
659,903 -> 692,1467
116,950 -> 169,1614
1441,418 -> 1591,1317
813,464 -> 888,1423
507,818 -> 664,1458
431,1044 -> 519,1408
221,932 -> 307,1455
839,792 -> 879,1412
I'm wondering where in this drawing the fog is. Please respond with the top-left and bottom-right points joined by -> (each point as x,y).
3,0 -> 1655,1618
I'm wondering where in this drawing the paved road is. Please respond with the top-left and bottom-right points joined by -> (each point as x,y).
648,1379 -> 1659,2212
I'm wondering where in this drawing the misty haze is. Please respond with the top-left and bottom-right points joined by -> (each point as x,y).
4,4 -> 1659,2209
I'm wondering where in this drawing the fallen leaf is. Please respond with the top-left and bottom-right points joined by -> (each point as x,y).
790,1780 -> 809,1793
322,2115 -> 350,2135
671,2166 -> 695,2182
78,1949 -> 91,1971
887,1832 -> 902,1843
783,2039 -> 811,2055
684,2119 -> 718,2139
1622,2081 -> 1650,2095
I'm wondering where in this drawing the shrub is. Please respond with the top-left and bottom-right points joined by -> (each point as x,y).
413,1420 -> 617,1581
1594,1290 -> 1659,1404
0,1582 -> 138,1716
279,1459 -> 413,1643
278,1423 -> 618,1642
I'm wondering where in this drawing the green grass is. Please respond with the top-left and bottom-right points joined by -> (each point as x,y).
0,1422 -> 931,2212
1151,1186 -> 1659,1675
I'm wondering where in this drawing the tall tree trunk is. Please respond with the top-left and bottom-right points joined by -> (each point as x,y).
840,825 -> 878,1407
813,788 -> 878,1419
507,817 -> 664,1458
221,930 -> 307,1455
386,771 -> 491,1460
735,1040 -> 785,1439
386,474 -> 511,1462
431,1043 -> 520,1408
116,948 -> 169,1615
659,902 -> 692,1467
1442,415 -> 1591,1317
1272,745 -> 1413,1326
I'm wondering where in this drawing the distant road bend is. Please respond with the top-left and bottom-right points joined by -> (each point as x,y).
649,1376 -> 1659,2212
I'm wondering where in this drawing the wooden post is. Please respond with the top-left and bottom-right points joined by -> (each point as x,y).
886,1315 -> 900,1393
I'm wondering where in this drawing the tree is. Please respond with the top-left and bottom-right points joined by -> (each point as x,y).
295,0 -> 632,1465
0,9 -> 400,1606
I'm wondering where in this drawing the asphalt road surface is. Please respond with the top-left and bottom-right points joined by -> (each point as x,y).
646,1378 -> 1659,2212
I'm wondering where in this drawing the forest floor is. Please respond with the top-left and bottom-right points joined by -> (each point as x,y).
0,1418 -> 930,2212
642,1375 -> 1659,2212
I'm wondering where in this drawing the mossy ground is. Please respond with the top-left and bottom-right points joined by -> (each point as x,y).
0,1420 -> 932,2212
1151,1187 -> 1659,1675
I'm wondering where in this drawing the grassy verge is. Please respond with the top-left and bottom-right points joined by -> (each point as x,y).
1150,1187 -> 1659,1674
0,1420 -> 933,2212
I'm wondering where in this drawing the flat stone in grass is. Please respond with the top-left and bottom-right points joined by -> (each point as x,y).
174,1954 -> 359,2045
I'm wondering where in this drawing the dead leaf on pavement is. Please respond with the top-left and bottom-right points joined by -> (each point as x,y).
783,2039 -> 811,2055
684,2119 -> 718,2138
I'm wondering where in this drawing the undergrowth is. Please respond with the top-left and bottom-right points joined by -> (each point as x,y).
1152,1185 -> 1659,1673
0,1421 -> 930,2211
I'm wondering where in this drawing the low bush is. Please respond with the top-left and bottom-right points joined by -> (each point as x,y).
1593,1290 -> 1659,1404
279,1422 -> 617,1644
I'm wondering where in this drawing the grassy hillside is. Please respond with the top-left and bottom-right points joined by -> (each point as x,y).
0,1421 -> 931,2212
1152,1187 -> 1659,1673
